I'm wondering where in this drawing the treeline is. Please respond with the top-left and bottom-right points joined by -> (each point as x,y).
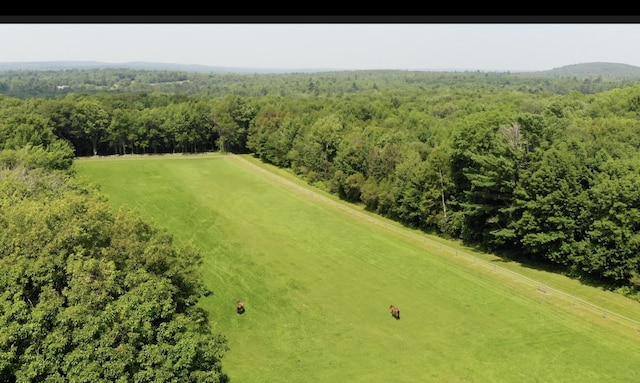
0,102 -> 230,380
2,76 -> 640,299
246,86 -> 640,297
1,67 -> 639,98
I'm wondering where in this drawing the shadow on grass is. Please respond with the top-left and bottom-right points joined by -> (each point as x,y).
489,248 -> 635,296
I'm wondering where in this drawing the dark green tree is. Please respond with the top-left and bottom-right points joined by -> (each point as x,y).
71,100 -> 110,156
0,166 -> 229,382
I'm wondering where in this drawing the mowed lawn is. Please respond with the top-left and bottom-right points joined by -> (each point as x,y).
75,153 -> 640,383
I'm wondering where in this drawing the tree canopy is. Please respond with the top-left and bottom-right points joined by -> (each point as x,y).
0,158 -> 228,381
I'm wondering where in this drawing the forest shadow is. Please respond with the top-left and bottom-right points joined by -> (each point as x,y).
490,248 -> 626,293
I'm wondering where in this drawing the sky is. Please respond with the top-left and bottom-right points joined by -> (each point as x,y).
2,22 -> 640,72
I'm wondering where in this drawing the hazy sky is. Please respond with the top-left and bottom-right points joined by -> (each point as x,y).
1,23 -> 640,72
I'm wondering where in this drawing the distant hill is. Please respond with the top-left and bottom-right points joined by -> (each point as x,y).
1,61 -> 640,78
0,61 -> 338,74
519,62 -> 640,79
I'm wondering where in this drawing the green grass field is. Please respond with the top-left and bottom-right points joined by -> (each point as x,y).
75,153 -> 640,383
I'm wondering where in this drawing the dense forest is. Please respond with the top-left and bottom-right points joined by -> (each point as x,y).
2,63 -> 640,380
3,62 -> 640,99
